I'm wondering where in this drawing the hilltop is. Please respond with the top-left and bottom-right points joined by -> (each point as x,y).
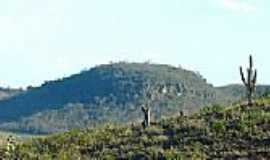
0,62 -> 268,134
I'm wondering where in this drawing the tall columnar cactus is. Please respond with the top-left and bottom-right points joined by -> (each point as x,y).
240,55 -> 257,106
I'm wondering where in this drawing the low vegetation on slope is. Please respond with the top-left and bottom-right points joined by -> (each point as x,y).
0,62 -> 227,134
0,62 -> 269,134
2,96 -> 270,159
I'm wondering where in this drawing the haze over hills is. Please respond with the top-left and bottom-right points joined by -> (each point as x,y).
0,88 -> 23,101
0,62 -> 269,134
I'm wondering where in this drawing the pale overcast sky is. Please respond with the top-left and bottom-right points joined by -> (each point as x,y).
0,0 -> 269,88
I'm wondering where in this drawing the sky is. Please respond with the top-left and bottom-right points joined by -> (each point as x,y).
0,0 -> 269,88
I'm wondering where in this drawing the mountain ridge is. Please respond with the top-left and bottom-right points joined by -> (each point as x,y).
0,62 -> 269,134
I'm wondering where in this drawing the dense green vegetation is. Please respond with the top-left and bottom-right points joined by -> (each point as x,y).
1,96 -> 270,159
0,62 -> 269,134
0,63 -> 222,134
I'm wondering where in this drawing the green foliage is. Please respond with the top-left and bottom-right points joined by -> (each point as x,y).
211,120 -> 226,135
0,63 -> 269,134
163,149 -> 184,160
0,62 -> 233,134
2,97 -> 270,159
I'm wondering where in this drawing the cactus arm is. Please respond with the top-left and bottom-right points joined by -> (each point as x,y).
141,106 -> 146,112
240,66 -> 247,86
249,54 -> 253,69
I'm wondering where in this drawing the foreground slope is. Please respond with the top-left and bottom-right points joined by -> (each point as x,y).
2,97 -> 270,159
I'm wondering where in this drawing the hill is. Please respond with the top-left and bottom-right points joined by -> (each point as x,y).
2,97 -> 270,159
0,62 -> 268,134
216,84 -> 270,100
0,87 -> 23,101
0,62 -> 221,134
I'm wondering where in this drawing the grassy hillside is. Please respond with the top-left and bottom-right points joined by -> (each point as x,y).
2,96 -> 270,159
0,62 -> 268,134
0,62 -> 224,134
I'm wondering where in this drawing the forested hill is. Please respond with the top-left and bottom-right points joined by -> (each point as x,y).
0,62 -> 268,134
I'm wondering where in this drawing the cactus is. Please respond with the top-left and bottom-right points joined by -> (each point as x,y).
140,82 -> 181,128
141,82 -> 164,128
240,55 -> 257,106
141,83 -> 154,128
141,106 -> 151,128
